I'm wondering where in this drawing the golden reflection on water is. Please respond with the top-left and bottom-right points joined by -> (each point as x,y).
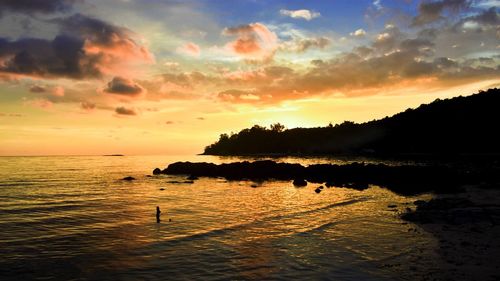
0,155 -> 436,280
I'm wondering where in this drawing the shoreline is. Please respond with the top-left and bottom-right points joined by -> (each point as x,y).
400,186 -> 500,280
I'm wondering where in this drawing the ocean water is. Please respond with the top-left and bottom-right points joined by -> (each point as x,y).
0,155 -> 437,280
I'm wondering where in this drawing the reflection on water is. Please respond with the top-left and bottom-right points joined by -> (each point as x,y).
0,155 -> 435,280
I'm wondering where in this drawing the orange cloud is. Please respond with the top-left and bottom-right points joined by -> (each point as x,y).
223,23 -> 278,62
177,42 -> 201,57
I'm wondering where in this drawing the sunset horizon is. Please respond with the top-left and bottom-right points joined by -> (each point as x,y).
1,2 -> 500,280
1,0 -> 498,156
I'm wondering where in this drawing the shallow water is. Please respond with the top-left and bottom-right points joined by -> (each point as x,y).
0,155 -> 437,280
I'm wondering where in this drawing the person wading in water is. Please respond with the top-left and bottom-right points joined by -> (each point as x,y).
156,206 -> 161,223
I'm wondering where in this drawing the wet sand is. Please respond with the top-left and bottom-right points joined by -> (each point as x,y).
401,186 -> 500,281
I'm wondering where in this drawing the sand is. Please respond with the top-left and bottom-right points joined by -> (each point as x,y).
401,186 -> 500,281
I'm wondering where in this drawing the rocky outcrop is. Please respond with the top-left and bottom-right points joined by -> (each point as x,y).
156,160 -> 500,195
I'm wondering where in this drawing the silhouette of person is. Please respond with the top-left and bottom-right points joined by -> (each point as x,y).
156,206 -> 161,223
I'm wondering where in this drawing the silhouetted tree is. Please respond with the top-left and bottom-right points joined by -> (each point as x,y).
203,88 -> 500,156
270,123 -> 285,132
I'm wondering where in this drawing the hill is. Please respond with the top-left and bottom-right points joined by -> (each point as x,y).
203,88 -> 500,156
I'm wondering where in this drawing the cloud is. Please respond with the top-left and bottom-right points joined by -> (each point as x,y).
29,85 -> 47,93
177,42 -> 201,57
373,0 -> 383,11
80,101 -> 96,110
223,23 -> 278,62
104,76 -> 144,96
455,7 -> 499,31
115,106 -> 137,116
0,13 -> 152,79
212,22 -> 499,104
280,9 -> 320,21
350,29 -> 367,37
57,13 -> 154,62
280,37 -> 331,52
163,61 -> 180,70
0,0 -> 78,15
412,0 -> 471,26
473,0 -> 500,8
29,84 -> 65,97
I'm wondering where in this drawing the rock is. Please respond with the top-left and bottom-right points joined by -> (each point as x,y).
159,188 -> 165,191
413,200 -> 426,206
325,181 -> 335,188
388,204 -> 397,208
315,186 -> 324,193
250,184 -> 258,188
293,178 -> 307,187
187,175 -> 199,180
153,168 -> 162,175
167,180 -> 194,184
122,176 -> 136,181
344,182 -> 369,190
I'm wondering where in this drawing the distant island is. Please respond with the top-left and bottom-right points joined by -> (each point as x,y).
203,88 -> 500,157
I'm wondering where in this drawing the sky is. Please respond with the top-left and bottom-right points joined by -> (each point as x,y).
0,0 -> 499,156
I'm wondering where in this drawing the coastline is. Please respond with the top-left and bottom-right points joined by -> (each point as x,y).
400,186 -> 500,280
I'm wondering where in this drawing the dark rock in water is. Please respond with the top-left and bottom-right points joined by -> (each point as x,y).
187,175 -> 199,180
293,178 -> 307,187
146,175 -> 152,177
161,160 -> 499,195
166,180 -> 194,184
315,186 -> 323,193
343,182 -> 369,191
250,184 -> 258,188
413,200 -> 426,206
388,204 -> 397,208
153,168 -> 162,175
325,181 -> 335,188
122,176 -> 136,181
159,188 -> 165,191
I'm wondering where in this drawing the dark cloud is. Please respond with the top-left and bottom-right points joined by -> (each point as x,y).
412,0 -> 471,26
0,0 -> 78,16
453,7 -> 500,32
104,77 -> 144,96
29,85 -> 47,93
115,106 -> 137,116
0,13 -> 151,80
0,35 -> 101,78
80,101 -> 96,110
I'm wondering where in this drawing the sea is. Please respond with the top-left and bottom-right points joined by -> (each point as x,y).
0,155 -> 440,280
